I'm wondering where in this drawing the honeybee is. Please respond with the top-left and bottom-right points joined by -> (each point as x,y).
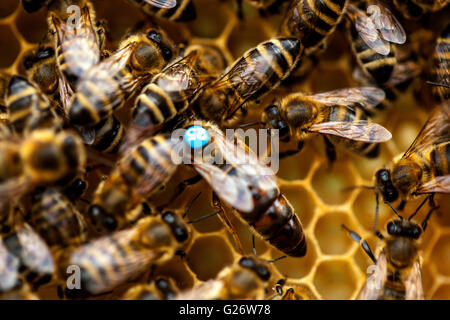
122,276 -> 179,300
393,0 -> 449,20
194,37 -> 303,124
179,122 -> 307,257
68,27 -> 175,127
29,188 -> 88,248
346,3 -> 406,85
1,213 -> 55,290
6,76 -> 59,135
273,280 -> 318,300
125,0 -> 196,22
261,87 -> 391,162
279,0 -> 348,55
176,256 -> 271,299
429,24 -> 449,102
88,134 -> 181,232
0,128 -> 86,205
126,48 -> 216,148
58,212 -> 190,296
374,103 -> 450,207
342,202 -> 437,300
47,0 -> 105,88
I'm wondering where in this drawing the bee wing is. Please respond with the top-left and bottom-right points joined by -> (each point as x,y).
0,177 -> 31,209
416,175 -> 450,194
305,87 -> 386,113
15,223 -> 54,276
358,251 -> 387,300
175,280 -> 224,300
367,4 -> 406,44
405,259 -> 425,300
144,0 -> 177,9
403,104 -> 450,159
309,120 -> 392,142
349,4 -> 391,56
70,228 -> 159,294
0,238 -> 21,292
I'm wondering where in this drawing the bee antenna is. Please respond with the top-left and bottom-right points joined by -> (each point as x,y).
408,194 -> 432,220
266,256 -> 287,263
426,81 -> 450,88
252,234 -> 257,256
239,122 -> 265,129
187,210 -> 220,224
384,201 -> 403,219
341,185 -> 375,192
183,192 -> 202,218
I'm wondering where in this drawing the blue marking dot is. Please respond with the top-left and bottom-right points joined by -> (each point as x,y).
184,126 -> 210,149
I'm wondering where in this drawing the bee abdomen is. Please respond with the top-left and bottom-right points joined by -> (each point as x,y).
430,141 -> 450,177
139,0 -> 196,21
91,115 -> 124,154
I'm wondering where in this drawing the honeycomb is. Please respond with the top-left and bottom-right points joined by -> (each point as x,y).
0,0 -> 449,300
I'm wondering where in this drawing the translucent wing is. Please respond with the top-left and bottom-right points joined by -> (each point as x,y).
348,4 -> 391,56
417,175 -> 450,194
358,251 -> 387,300
367,4 -> 406,44
144,0 -> 177,9
0,238 -> 20,292
175,280 -> 224,300
403,104 -> 450,159
193,124 -> 278,213
405,260 -> 425,300
69,228 -> 159,294
305,87 -> 386,113
385,61 -> 421,87
309,120 -> 392,142
15,223 -> 54,276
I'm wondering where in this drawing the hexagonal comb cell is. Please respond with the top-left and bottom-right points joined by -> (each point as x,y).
314,212 -> 354,255
0,0 -> 18,18
0,24 -> 21,68
313,260 -> 358,300
16,7 -> 48,44
430,234 -> 450,277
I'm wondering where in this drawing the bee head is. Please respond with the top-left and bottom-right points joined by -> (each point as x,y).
87,205 -> 118,233
162,211 -> 189,244
64,178 -> 87,201
375,169 -> 399,203
391,161 -> 422,196
387,219 -> 422,240
262,104 -> 290,142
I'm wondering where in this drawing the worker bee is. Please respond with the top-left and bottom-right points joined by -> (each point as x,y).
1,212 -> 55,290
194,37 -> 303,124
88,134 -> 181,232
58,212 -> 190,296
342,201 -> 438,300
429,24 -> 449,102
374,103 -> 450,207
68,27 -> 175,127
272,280 -> 318,300
126,48 -> 216,148
345,3 -> 406,85
6,76 -> 59,135
47,0 -> 105,88
176,256 -> 271,299
0,128 -> 86,205
260,87 -> 391,162
125,0 -> 196,22
29,188 -> 88,248
178,122 -> 307,257
122,276 -> 179,300
279,0 -> 348,55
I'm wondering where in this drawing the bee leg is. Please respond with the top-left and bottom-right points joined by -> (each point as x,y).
396,200 -> 406,211
279,141 -> 304,159
421,206 -> 439,232
57,284 -> 65,299
323,136 -> 336,165
212,192 -> 245,255
341,225 -> 377,263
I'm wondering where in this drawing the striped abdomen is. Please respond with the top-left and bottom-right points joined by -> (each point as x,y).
219,38 -> 302,116
128,0 -> 196,21
90,115 -> 124,154
68,63 -> 134,126
30,189 -> 87,247
6,76 -> 52,134
429,141 -> 450,178
132,65 -> 201,129
349,25 -> 396,85
325,105 -> 380,157
281,0 -> 348,53
430,25 -> 450,101
53,6 -> 101,88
